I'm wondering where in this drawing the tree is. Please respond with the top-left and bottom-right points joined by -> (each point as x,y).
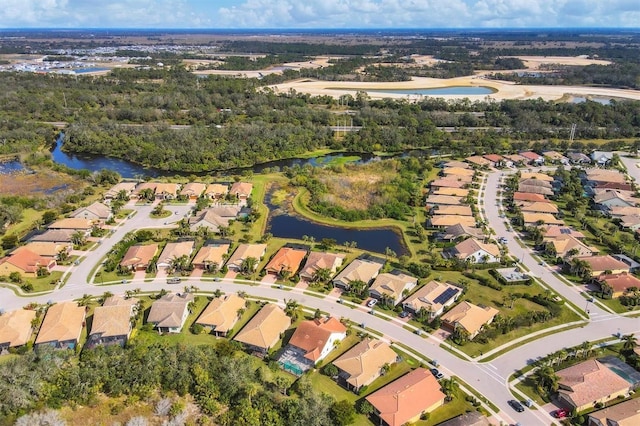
240,257 -> 258,275
384,247 -> 397,261
622,334 -> 637,352
330,400 -> 356,426
284,299 -> 301,321
71,231 -> 87,247
77,294 -> 94,308
532,366 -> 559,395
323,363 -> 338,377
312,267 -> 332,284
440,377 -> 459,401
1,234 -> 18,250
41,210 -> 58,225
319,238 -> 337,251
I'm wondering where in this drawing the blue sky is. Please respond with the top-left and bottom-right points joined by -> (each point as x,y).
0,0 -> 638,28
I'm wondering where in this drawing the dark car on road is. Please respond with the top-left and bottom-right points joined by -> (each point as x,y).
430,368 -> 444,380
508,400 -> 525,413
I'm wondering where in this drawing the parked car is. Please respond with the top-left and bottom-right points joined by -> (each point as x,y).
167,277 -> 181,284
430,368 -> 444,380
366,298 -> 378,308
508,400 -> 525,413
553,408 -> 568,418
399,311 -> 409,318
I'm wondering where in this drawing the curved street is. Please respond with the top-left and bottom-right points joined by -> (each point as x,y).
1,167 -> 640,425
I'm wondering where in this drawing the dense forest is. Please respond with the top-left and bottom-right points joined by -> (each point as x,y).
1,69 -> 639,171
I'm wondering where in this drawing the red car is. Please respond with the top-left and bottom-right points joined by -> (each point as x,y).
553,408 -> 568,418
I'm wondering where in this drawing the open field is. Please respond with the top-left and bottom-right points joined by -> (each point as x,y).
514,55 -> 612,69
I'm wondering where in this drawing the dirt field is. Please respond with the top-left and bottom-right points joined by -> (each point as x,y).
514,55 -> 611,69
0,169 -> 84,197
317,163 -> 395,211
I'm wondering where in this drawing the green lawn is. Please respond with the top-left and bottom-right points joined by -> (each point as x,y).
95,269 -> 133,284
22,270 -> 63,293
415,389 -> 480,425
226,301 -> 261,340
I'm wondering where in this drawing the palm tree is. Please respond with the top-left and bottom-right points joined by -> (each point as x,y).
77,294 -> 94,308
312,267 -> 332,285
622,334 -> 637,352
440,377 -> 459,401
240,257 -> 258,275
532,366 -> 559,394
100,291 -> 114,303
71,231 -> 87,247
284,299 -> 301,321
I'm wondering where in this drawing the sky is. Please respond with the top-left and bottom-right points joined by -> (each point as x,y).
0,0 -> 638,29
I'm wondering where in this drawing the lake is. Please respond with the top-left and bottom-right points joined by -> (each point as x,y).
0,160 -> 24,174
360,86 -> 495,96
571,96 -> 612,105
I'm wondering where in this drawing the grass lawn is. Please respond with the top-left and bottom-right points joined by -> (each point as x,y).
415,389 -> 479,425
4,208 -> 41,241
22,271 -> 63,293
226,300 -> 261,340
95,269 -> 133,284
588,292 -> 640,314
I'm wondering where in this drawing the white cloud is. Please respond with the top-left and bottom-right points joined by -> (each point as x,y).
0,0 -> 636,28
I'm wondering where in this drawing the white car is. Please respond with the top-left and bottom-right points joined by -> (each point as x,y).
367,299 -> 378,308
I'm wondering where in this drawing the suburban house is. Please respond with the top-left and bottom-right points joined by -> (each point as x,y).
264,246 -> 308,276
585,169 -> 627,186
545,235 -> 598,259
299,251 -> 345,282
593,190 -> 638,209
425,195 -> 463,208
0,309 -> 37,353
281,317 -> 347,371
233,304 -> 291,355
542,225 -> 585,240
556,359 -> 631,412
119,244 -> 158,271
179,182 -> 207,199
333,337 -> 398,393
87,296 -> 139,348
619,215 -> 640,231
432,187 -> 469,197
333,258 -> 384,291
430,178 -> 469,189
438,224 -> 484,242
432,205 -> 473,216
154,183 -> 180,200
609,206 -> 640,218
156,241 -> 195,270
229,182 -> 253,205
577,255 -> 630,277
204,183 -> 229,200
448,238 -> 500,264
513,192 -> 549,203
30,229 -> 75,244
226,243 -> 267,272
428,215 -> 477,228
517,184 -> 554,196
597,272 -> 640,298
188,205 -> 241,233
368,271 -> 418,306
146,293 -> 194,333
48,218 -> 94,232
442,167 -> 475,178
521,172 -> 554,182
440,301 -> 499,339
522,212 -> 564,226
483,153 -> 504,167
365,368 -> 446,426
20,242 -> 70,260
35,302 -> 86,350
567,152 -> 591,164
519,151 -> 545,165
70,201 -> 112,222
543,151 -> 569,165
195,293 -> 246,337
520,201 -> 559,215
402,280 -> 463,319
587,397 -> 640,426
465,155 -> 491,167
192,242 -> 230,271
103,182 -> 137,201
0,247 -> 57,278
442,160 -> 470,169
590,151 -> 614,166
519,177 -> 553,190
503,153 -> 527,166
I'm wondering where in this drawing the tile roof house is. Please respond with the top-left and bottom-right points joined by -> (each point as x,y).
226,243 -> 267,272
48,217 -> 94,231
333,258 -> 384,290
593,190 -> 638,209
542,225 -> 585,240
597,272 -> 640,298
366,368 -> 446,426
179,182 -> 207,199
520,201 -> 559,214
556,359 -> 631,411
428,215 -> 477,228
35,302 -> 86,350
519,151 -> 545,164
30,229 -> 75,244
440,301 -> 499,339
192,242 -> 230,271
0,247 -> 56,278
429,178 -> 468,189
88,296 -> 139,348
567,152 -> 591,164
264,247 -> 308,276
425,195 -> 463,207
520,172 -> 554,182
442,167 -> 475,178
369,272 -> 418,306
70,201 -> 112,222
437,411 -> 491,426
465,156 -> 491,167
432,187 -> 469,197
299,251 -> 345,282
154,183 -> 180,200
543,151 -> 569,164
119,244 -> 158,271
402,280 -> 463,319
333,337 -> 398,393
156,241 -> 195,269
432,205 -> 473,216
442,160 -> 470,169
619,215 -> 640,231
609,206 -> 640,218
517,184 -> 554,196
503,153 -> 527,165
587,396 -> 640,426
449,238 -> 500,264
585,169 -> 627,185
21,242 -> 70,259
0,309 -> 37,352
545,235 -> 598,259
590,151 -> 614,166
519,178 -> 553,189
204,183 -> 229,199
233,304 -> 291,355
438,224 -> 484,242
188,205 -> 241,233
229,182 -> 253,205
513,192 -> 549,203
483,154 -> 504,165
147,293 -> 194,333
103,182 -> 137,200
284,317 -> 347,370
522,212 -> 564,226
195,293 -> 246,336
577,255 -> 630,277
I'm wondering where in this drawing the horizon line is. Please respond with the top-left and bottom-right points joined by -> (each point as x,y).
1,27 -> 639,31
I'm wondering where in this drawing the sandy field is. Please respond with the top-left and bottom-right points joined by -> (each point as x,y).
269,75 -> 640,103
514,55 -> 612,69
